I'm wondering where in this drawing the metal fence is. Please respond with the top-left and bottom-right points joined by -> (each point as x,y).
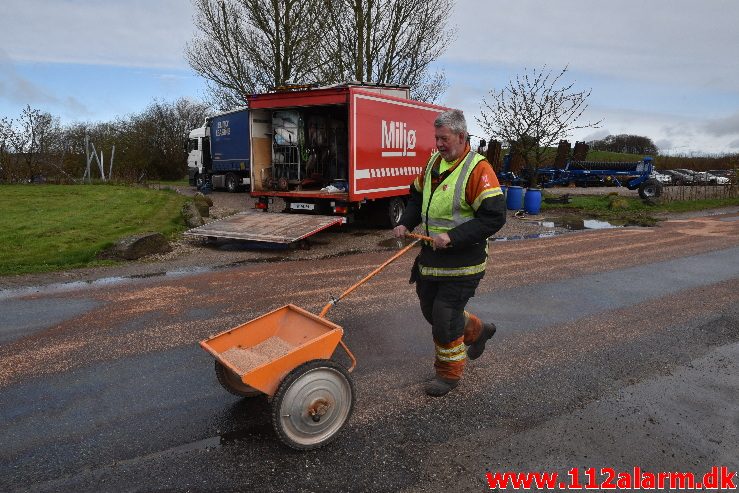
660,183 -> 738,201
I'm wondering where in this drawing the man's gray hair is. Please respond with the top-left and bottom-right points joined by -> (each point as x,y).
434,109 -> 467,136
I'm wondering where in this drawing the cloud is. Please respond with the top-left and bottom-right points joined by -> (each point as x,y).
1,0 -> 195,69
662,124 -> 694,139
655,139 -> 674,151
445,0 -> 739,92
155,74 -> 192,82
729,138 -> 739,150
583,129 -> 610,141
0,49 -> 90,116
0,51 -> 54,103
704,112 -> 739,137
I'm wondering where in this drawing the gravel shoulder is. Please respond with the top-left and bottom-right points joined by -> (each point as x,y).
1,186 -> 737,291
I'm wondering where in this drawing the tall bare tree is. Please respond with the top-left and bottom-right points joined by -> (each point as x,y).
116,98 -> 212,180
320,0 -> 452,102
0,117 -> 13,182
4,106 -> 60,182
477,66 -> 602,181
187,0 -> 453,107
186,0 -> 330,109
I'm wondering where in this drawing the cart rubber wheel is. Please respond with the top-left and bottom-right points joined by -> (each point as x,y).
215,361 -> 261,398
271,359 -> 355,450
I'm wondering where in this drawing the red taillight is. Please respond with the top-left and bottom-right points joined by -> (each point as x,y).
255,202 -> 267,210
334,206 -> 348,214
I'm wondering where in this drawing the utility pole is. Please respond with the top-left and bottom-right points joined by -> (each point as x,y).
108,145 -> 115,180
83,134 -> 91,183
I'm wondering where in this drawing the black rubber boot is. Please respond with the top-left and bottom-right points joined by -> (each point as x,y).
424,376 -> 459,397
467,322 -> 497,360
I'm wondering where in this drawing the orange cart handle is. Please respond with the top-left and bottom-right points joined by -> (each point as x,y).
405,232 -> 433,242
318,233 -> 425,318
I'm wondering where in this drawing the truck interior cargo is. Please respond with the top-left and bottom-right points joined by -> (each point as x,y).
251,105 -> 348,195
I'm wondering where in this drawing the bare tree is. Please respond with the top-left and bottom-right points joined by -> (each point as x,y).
3,106 -> 58,182
0,117 -> 14,182
321,0 -> 452,102
477,66 -> 602,181
186,0 -> 330,109
114,98 -> 212,181
187,0 -> 453,107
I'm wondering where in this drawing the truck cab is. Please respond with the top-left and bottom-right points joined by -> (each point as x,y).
187,125 -> 209,189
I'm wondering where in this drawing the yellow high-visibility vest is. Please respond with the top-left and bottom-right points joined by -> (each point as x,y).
419,150 -> 488,277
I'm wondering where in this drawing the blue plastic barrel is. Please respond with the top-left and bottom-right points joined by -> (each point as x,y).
506,186 -> 523,210
524,188 -> 542,214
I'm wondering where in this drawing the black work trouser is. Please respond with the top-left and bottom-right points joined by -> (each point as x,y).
415,277 -> 481,345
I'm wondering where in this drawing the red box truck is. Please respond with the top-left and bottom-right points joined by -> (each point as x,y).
248,83 -> 449,227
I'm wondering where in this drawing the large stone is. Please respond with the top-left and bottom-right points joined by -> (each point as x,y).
113,232 -> 172,260
194,201 -> 210,217
194,192 -> 214,207
182,202 -> 204,228
193,193 -> 211,217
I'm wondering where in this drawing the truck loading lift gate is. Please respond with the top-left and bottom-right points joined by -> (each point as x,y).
183,211 -> 344,244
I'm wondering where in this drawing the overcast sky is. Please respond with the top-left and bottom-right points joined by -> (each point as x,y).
1,0 -> 738,155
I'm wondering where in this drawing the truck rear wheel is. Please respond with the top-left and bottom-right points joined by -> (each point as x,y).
638,179 -> 662,199
387,197 -> 405,228
226,173 -> 239,193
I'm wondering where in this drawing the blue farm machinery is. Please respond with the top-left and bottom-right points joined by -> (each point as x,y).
491,140 -> 662,199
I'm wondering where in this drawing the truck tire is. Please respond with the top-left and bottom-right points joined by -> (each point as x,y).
195,173 -> 205,189
387,197 -> 405,228
638,179 -> 662,199
225,173 -> 239,193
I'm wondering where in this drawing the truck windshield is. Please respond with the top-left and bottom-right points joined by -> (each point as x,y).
187,139 -> 199,152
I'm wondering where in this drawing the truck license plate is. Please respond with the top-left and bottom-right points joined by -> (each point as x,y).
290,203 -> 315,211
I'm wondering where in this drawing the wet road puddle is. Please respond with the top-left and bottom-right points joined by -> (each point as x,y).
493,217 -> 626,241
537,217 -> 625,230
0,267 -> 212,300
219,423 -> 275,444
113,422 -> 276,467
493,232 -> 560,241
158,423 -> 275,454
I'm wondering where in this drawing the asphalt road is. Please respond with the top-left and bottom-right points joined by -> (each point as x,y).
1,212 -> 738,492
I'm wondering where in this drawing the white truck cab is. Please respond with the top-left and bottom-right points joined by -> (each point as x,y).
187,124 -> 209,188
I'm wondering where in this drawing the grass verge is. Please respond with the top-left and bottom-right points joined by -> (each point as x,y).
0,184 -> 188,276
148,177 -> 190,187
541,193 -> 739,226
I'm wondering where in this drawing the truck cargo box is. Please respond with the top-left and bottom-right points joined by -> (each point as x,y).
210,109 -> 250,173
248,83 -> 449,226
